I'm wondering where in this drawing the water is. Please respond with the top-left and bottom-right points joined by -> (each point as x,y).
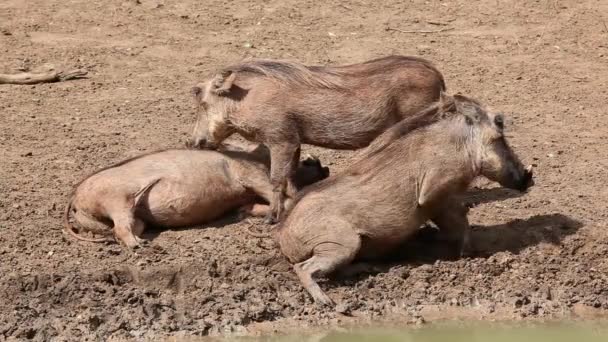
228,322 -> 608,342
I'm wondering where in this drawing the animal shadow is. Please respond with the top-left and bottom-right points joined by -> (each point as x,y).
141,210 -> 244,241
334,213 -> 582,281
462,186 -> 525,208
390,213 -> 582,263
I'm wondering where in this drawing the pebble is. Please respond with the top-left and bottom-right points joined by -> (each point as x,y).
335,302 -> 351,315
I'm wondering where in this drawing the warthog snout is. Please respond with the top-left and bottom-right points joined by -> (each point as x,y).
486,144 -> 535,193
321,166 -> 330,178
184,137 -> 205,149
185,137 -> 219,150
514,165 -> 534,192
184,138 -> 198,149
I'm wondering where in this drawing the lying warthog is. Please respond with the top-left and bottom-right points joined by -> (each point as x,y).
275,93 -> 534,306
188,55 -> 446,222
64,141 -> 329,249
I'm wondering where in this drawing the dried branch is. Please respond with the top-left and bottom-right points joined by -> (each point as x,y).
385,27 -> 454,34
426,20 -> 450,26
0,69 -> 88,85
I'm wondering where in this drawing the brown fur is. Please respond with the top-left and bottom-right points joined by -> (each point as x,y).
189,55 -> 447,222
275,94 -> 534,306
64,140 -> 329,249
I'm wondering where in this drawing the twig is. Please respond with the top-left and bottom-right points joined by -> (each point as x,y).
385,27 -> 454,34
572,75 -> 588,82
0,69 -> 88,85
426,20 -> 449,26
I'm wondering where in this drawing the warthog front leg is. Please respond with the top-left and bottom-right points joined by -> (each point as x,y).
430,199 -> 471,259
108,180 -> 157,249
112,214 -> 146,249
267,144 -> 300,224
238,203 -> 270,220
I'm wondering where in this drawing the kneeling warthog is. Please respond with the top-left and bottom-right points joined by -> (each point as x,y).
276,93 -> 534,306
64,141 -> 329,249
188,55 -> 445,222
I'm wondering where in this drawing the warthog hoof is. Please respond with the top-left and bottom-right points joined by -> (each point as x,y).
264,215 -> 277,225
313,293 -> 335,308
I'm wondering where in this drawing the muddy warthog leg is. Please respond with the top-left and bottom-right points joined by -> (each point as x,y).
238,203 -> 270,219
236,165 -> 275,220
110,179 -> 157,248
286,146 -> 301,199
131,218 -> 146,242
430,199 -> 471,259
107,195 -> 147,249
112,215 -> 146,249
267,143 -> 300,224
294,234 -> 360,306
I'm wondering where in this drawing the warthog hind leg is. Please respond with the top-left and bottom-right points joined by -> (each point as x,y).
293,233 -> 360,306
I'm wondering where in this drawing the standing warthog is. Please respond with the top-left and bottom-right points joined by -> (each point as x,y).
275,93 -> 534,306
64,141 -> 329,249
187,55 -> 446,223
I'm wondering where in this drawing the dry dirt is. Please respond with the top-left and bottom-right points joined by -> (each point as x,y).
1,0 -> 608,340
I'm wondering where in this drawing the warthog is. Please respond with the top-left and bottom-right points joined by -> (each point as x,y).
275,93 -> 534,306
64,141 -> 329,249
188,55 -> 446,222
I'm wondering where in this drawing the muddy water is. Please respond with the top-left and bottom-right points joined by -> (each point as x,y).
229,322 -> 608,342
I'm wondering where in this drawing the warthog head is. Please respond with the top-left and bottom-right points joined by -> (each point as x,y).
186,71 -> 238,150
450,94 -> 534,192
294,154 -> 330,189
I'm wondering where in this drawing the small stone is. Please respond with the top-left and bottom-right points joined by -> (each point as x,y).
396,268 -> 409,279
47,251 -> 54,257
543,287 -> 552,300
243,42 -> 254,49
335,302 -> 351,315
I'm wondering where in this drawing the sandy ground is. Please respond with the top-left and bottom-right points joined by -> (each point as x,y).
1,0 -> 608,340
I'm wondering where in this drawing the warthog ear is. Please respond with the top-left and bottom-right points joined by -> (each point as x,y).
191,83 -> 204,105
439,91 -> 451,103
305,153 -> 320,161
494,113 -> 505,131
438,91 -> 457,115
210,71 -> 236,96
302,153 -> 321,167
465,115 -> 474,125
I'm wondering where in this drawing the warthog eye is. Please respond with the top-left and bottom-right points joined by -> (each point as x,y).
494,114 -> 504,130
